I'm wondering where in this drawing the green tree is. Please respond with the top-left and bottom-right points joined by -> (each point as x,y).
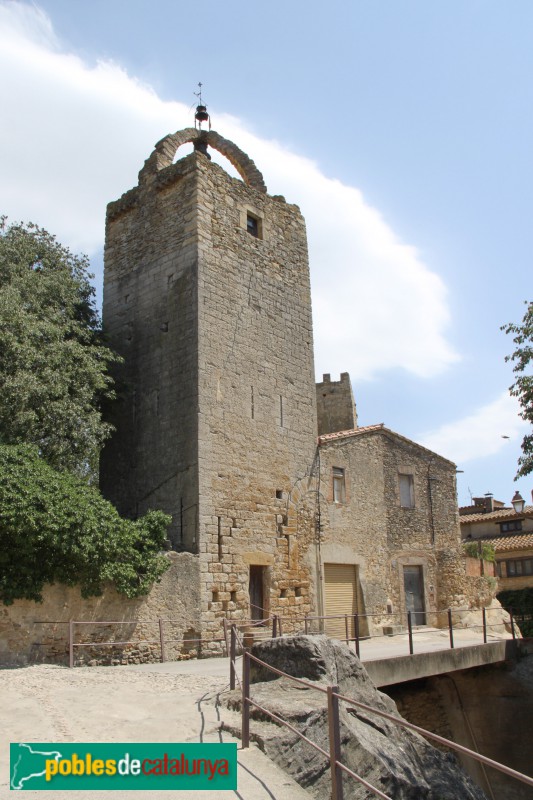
0,219 -> 119,478
0,444 -> 170,604
502,301 -> 533,478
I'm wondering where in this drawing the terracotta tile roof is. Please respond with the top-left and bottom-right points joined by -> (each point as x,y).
317,424 -> 456,466
481,532 -> 533,553
317,424 -> 384,444
459,506 -> 533,525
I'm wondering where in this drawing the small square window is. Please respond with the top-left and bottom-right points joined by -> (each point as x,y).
399,474 -> 415,508
247,214 -> 259,237
332,467 -> 346,504
500,520 -> 522,533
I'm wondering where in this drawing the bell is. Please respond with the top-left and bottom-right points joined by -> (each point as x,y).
195,105 -> 209,123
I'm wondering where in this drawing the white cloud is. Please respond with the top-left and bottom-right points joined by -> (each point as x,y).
0,1 -> 459,381
419,392 -> 528,464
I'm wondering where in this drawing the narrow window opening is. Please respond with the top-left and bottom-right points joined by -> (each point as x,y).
247,214 -> 259,237
230,591 -> 237,603
276,489 -> 283,500
212,590 -> 219,603
279,395 -> 284,427
251,386 -> 255,419
280,589 -> 287,598
217,516 -> 222,561
295,586 -> 302,598
399,474 -> 415,508
332,467 -> 346,504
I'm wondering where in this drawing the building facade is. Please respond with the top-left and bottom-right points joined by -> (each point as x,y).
460,497 -> 533,591
314,420 -> 467,638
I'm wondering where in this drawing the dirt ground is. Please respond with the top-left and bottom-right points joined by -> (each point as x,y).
1,662 -> 310,799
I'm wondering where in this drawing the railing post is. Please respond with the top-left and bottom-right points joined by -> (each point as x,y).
278,615 -> 283,637
482,607 -> 487,643
327,685 -> 343,800
344,614 -> 349,645
304,615 -> 309,635
241,649 -> 250,749
272,615 -> 278,638
223,618 -> 228,655
407,611 -> 414,655
159,618 -> 166,663
69,620 -> 74,668
230,625 -> 237,691
354,614 -> 360,659
448,608 -> 454,649
510,608 -> 516,641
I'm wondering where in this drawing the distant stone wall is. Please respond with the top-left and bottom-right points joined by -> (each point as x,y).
437,551 -> 497,611
0,553 -> 201,667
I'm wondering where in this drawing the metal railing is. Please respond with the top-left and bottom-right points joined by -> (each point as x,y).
229,624 -> 533,800
270,605 -> 518,658
32,603 -> 520,667
62,613 -> 285,667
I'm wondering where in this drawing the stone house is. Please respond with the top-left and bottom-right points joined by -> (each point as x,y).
314,375 -> 468,639
460,495 -> 533,591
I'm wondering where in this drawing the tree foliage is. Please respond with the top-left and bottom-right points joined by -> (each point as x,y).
0,219 -> 119,478
502,301 -> 533,478
463,541 -> 495,563
497,588 -> 533,637
0,444 -> 171,605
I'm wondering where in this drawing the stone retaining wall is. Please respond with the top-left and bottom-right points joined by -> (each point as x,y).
0,553 -> 201,666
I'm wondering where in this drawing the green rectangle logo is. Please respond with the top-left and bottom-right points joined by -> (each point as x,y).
10,742 -> 237,790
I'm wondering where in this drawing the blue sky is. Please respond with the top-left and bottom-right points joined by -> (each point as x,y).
1,0 -> 532,506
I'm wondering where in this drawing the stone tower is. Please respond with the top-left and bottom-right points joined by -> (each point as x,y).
100,127 -> 318,638
316,372 -> 357,435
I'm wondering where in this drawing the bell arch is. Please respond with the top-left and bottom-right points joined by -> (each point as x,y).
141,127 -> 267,193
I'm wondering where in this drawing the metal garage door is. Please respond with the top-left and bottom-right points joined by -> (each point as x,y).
324,563 -> 358,640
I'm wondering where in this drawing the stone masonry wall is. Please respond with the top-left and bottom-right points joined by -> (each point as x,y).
381,431 -> 467,621
316,372 -> 357,435
316,431 -> 389,635
193,153 -> 318,647
0,554 -> 201,667
317,428 -> 473,633
101,154 -> 201,551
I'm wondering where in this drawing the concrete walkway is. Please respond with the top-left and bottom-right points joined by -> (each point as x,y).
127,624 -> 514,677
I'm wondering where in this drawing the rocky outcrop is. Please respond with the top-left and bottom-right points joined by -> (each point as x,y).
224,635 -> 487,799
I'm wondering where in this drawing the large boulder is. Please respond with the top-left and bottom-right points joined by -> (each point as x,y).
233,635 -> 488,800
